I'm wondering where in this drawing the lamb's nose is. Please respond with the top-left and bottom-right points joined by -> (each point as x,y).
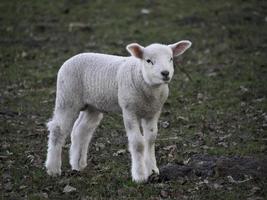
161,70 -> 169,78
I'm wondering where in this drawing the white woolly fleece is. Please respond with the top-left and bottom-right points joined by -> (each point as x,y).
45,41 -> 192,183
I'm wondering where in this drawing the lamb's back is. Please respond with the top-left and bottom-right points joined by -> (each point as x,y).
72,53 -> 127,112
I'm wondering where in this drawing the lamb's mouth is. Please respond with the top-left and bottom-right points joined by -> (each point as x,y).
162,77 -> 170,82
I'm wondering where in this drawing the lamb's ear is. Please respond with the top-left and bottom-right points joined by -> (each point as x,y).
169,40 -> 192,57
126,43 -> 144,59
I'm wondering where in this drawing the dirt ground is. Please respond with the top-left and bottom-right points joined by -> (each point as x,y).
0,0 -> 266,199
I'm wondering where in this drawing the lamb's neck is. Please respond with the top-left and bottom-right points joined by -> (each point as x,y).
131,65 -> 168,100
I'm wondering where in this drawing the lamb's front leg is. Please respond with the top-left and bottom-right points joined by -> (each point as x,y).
123,110 -> 147,183
141,113 -> 160,176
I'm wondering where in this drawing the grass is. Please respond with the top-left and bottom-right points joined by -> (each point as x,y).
0,0 -> 266,199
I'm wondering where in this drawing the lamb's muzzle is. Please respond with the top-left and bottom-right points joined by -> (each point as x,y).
45,40 -> 192,182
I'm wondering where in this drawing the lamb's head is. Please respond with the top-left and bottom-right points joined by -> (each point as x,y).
126,40 -> 192,86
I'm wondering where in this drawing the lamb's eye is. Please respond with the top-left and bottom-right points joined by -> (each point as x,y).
146,59 -> 153,65
170,57 -> 173,62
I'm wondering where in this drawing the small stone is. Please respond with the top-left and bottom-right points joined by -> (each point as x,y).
241,102 -> 246,107
21,51 -> 27,58
240,85 -> 248,92
177,177 -> 186,185
141,8 -> 150,15
63,185 -> 77,193
4,182 -> 13,192
196,131 -> 204,137
218,142 -> 228,148
6,150 -> 13,156
232,142 -> 237,146
183,157 -> 191,165
42,192 -> 49,199
2,143 -> 10,149
247,197 -> 264,200
68,22 -> 92,32
213,183 -> 223,189
227,175 -> 236,183
160,190 -> 168,198
177,116 -> 189,122
19,185 -> 27,190
6,26 -> 13,32
113,149 -> 126,156
27,155 -> 35,163
32,193 -> 49,199
197,93 -> 204,100
81,196 -> 90,200
254,98 -> 265,103
163,145 -> 176,151
2,173 -> 11,180
207,72 -> 217,77
95,142 -> 105,151
161,121 -> 170,128
202,145 -> 212,150
218,134 -> 232,141
250,186 -> 261,195
203,179 -> 209,184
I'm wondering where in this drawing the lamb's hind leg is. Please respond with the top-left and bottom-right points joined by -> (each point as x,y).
70,109 -> 103,171
45,108 -> 79,176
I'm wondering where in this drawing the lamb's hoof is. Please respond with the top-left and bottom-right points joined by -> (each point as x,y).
132,173 -> 148,183
45,162 -> 62,176
132,177 -> 148,183
152,167 -> 160,175
46,166 -> 62,177
70,160 -> 87,171
78,159 -> 87,170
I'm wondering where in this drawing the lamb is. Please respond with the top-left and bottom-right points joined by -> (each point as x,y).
45,40 -> 192,182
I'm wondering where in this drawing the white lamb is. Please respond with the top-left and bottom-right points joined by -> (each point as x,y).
45,40 -> 192,182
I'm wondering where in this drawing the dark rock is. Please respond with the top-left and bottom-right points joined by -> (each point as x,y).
159,163 -> 192,181
189,154 -> 217,178
215,156 -> 267,181
157,155 -> 267,182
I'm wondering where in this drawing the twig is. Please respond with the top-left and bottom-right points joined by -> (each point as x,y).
175,62 -> 193,82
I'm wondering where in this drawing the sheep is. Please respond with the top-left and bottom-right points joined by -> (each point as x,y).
45,40 -> 192,183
